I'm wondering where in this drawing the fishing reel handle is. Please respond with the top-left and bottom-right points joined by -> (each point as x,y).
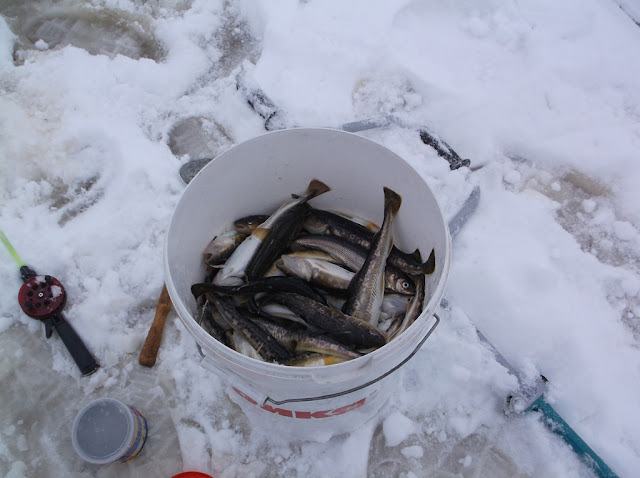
46,313 -> 100,376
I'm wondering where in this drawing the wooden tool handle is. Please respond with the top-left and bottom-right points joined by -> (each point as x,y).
139,284 -> 172,367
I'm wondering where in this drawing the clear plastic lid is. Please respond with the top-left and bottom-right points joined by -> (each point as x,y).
71,398 -> 135,464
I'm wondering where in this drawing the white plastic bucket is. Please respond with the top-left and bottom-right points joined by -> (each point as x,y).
165,128 -> 451,441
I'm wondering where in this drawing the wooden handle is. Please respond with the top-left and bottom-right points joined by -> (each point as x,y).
139,284 -> 172,367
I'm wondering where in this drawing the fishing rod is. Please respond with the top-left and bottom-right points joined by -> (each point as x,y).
447,189 -> 618,478
1,229 -> 100,376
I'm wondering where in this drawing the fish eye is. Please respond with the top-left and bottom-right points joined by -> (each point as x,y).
402,281 -> 411,290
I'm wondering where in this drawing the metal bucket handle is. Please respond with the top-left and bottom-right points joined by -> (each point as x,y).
198,313 -> 440,407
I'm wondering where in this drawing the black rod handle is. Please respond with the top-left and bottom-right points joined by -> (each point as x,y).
49,314 -> 100,376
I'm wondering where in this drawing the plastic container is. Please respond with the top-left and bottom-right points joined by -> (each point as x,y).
165,128 -> 451,441
72,398 -> 148,464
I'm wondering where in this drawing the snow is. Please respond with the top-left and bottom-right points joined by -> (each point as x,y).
1,0 -> 640,477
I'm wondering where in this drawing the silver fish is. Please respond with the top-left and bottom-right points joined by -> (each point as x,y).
276,255 -> 354,291
380,294 -> 412,320
254,303 -> 309,327
228,330 -> 264,360
208,294 -> 293,362
214,178 -> 330,285
269,292 -> 387,349
233,214 -> 270,235
291,235 -> 415,295
263,250 -> 338,278
202,230 -> 247,267
197,299 -> 232,347
389,273 -> 424,340
326,210 -> 380,232
304,208 -> 435,275
342,187 -> 402,325
254,318 -> 361,360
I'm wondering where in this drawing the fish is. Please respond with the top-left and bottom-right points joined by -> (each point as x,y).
389,273 -> 425,340
202,230 -> 247,267
325,210 -> 380,232
251,302 -> 307,325
304,208 -> 435,275
197,299 -> 232,347
192,180 -> 436,367
262,250 -> 339,278
291,234 -> 415,295
279,249 -> 339,263
303,208 -> 373,244
253,318 -> 362,359
214,179 -> 330,285
245,179 -> 331,281
208,294 -> 293,363
342,187 -> 402,325
228,330 -> 264,360
380,294 -> 412,320
276,255 -> 354,291
233,214 -> 270,235
191,276 -> 327,305
268,292 -> 387,349
291,235 -> 365,273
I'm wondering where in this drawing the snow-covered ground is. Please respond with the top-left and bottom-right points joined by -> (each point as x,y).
1,0 -> 640,476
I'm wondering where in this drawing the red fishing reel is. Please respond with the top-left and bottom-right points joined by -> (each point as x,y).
16,267 -> 99,376
18,275 -> 67,320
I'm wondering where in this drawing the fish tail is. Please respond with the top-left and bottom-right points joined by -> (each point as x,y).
421,248 -> 436,274
304,178 -> 331,200
383,187 -> 402,218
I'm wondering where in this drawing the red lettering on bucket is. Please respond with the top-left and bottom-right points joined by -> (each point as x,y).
261,404 -> 294,417
232,388 -> 368,419
232,387 -> 258,405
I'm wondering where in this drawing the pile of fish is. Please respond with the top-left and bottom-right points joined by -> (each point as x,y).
191,179 -> 435,367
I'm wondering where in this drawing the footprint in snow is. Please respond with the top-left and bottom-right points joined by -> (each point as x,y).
5,6 -> 163,63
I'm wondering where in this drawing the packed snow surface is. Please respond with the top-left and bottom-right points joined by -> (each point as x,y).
1,1 -> 640,477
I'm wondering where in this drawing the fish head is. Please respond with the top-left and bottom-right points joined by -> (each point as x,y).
388,272 -> 416,295
303,214 -> 330,234
234,215 -> 269,235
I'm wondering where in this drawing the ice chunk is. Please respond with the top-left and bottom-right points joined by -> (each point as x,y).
613,221 -> 636,241
401,445 -> 423,459
383,412 -> 417,447
581,199 -> 597,213
34,39 -> 48,50
504,170 -> 521,184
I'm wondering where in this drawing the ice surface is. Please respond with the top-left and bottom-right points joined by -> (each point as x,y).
1,0 -> 640,477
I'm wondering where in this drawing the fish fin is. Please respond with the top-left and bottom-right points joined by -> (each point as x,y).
291,193 -> 300,199
410,248 -> 422,262
305,178 -> 331,200
383,187 -> 402,217
422,248 -> 436,274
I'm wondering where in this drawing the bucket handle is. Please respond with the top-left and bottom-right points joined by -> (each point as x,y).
264,313 -> 440,406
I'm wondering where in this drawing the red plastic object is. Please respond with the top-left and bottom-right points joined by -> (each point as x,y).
171,473 -> 214,478
18,275 -> 67,319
